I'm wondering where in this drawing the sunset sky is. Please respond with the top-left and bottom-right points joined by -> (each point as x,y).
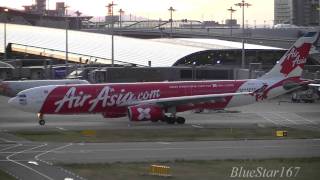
0,0 -> 274,25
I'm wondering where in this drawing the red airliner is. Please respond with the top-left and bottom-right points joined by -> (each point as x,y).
8,32 -> 319,125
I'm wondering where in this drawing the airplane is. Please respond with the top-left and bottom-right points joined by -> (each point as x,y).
0,79 -> 89,97
8,31 -> 319,126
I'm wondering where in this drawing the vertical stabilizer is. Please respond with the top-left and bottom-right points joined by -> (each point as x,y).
260,32 -> 319,80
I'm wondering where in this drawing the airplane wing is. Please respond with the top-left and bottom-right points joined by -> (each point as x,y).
309,84 -> 320,91
123,92 -> 251,107
309,84 -> 320,87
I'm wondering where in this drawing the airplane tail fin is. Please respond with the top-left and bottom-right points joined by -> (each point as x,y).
259,32 -> 319,80
253,32 -> 319,100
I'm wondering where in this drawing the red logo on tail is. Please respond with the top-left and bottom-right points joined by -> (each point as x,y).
280,43 -> 311,76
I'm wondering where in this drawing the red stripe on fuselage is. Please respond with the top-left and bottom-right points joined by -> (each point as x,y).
40,80 -> 247,115
255,77 -> 303,101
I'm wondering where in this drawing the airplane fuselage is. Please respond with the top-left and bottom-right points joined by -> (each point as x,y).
9,78 -> 300,118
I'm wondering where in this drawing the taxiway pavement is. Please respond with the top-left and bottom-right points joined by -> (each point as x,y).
0,139 -> 85,180
1,137 -> 320,168
38,139 -> 320,163
0,95 -> 320,179
1,95 -> 320,131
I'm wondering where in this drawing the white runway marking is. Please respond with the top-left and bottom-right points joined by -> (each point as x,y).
257,112 -> 282,126
271,112 -> 299,125
35,143 -> 73,166
56,127 -> 67,131
51,144 -> 320,154
280,112 -> 317,125
257,111 -> 320,130
191,124 -> 204,128
0,144 -> 21,152
0,137 -> 17,143
276,112 -> 320,130
6,143 -> 55,180
0,160 -> 40,162
157,142 -> 171,145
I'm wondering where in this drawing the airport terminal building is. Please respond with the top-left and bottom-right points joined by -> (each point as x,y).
0,24 -> 319,82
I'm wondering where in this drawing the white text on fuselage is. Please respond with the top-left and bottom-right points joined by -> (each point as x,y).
54,86 -> 160,112
287,47 -> 307,67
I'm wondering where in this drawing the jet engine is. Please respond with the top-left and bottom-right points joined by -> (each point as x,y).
128,105 -> 164,121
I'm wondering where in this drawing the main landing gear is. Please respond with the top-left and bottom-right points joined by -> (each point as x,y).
152,116 -> 186,124
162,107 -> 186,125
164,116 -> 186,124
37,113 -> 45,126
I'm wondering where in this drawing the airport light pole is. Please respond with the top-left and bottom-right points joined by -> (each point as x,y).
118,8 -> 124,29
107,1 -> 117,66
235,0 -> 252,69
168,6 -> 175,37
227,7 -> 236,36
75,11 -> 82,29
3,8 -> 8,60
65,5 -> 69,68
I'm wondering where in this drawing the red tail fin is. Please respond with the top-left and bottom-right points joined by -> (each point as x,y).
260,32 -> 319,80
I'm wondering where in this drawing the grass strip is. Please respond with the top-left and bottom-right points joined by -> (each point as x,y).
0,169 -> 16,180
62,157 -> 320,180
13,127 -> 320,143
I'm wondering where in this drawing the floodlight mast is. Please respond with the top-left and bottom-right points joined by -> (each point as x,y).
235,0 -> 252,69
227,7 -> 236,36
3,8 -> 8,60
107,1 -> 117,66
118,8 -> 124,29
168,6 -> 175,37
65,5 -> 69,68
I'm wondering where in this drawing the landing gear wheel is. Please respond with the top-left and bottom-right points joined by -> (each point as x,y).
166,117 -> 176,124
39,120 -> 45,126
176,117 -> 186,124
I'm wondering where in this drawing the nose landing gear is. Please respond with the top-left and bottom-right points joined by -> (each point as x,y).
37,113 -> 45,126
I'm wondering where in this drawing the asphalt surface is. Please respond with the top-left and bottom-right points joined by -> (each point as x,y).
0,95 -> 320,180
1,134 -> 320,179
37,139 -> 320,163
0,135 -> 85,180
1,95 -> 320,131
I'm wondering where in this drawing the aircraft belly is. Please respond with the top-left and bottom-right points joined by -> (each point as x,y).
226,95 -> 255,108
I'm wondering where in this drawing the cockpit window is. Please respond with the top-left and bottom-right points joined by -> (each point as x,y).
18,94 -> 27,98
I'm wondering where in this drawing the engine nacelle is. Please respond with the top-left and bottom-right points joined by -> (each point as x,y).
128,105 -> 164,121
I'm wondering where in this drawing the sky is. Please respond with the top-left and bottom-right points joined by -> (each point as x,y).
0,0 -> 274,26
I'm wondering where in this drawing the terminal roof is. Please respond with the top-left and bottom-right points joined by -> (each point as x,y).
0,23 -> 282,67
